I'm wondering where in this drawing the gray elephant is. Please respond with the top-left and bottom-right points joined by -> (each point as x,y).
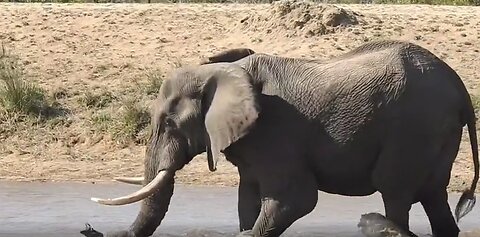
91,40 -> 479,237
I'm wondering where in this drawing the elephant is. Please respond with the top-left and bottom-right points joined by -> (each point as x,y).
90,40 -> 479,237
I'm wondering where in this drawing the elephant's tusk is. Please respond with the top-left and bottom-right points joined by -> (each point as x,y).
113,176 -> 144,185
91,171 -> 169,206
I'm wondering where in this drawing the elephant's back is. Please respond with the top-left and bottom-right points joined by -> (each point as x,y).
283,47 -> 407,143
289,42 -> 464,144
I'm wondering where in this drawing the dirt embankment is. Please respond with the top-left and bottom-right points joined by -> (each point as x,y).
241,0 -> 362,37
0,1 -> 479,192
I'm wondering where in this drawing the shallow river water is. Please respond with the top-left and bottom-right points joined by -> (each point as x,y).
0,181 -> 479,237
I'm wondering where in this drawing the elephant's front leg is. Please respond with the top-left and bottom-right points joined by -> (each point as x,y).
238,173 -> 261,231
237,171 -> 318,237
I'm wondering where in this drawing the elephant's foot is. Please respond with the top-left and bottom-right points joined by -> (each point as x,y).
236,230 -> 254,237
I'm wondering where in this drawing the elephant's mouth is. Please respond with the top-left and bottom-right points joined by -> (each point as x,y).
90,170 -> 173,206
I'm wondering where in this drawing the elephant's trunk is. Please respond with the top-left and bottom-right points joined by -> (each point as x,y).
96,174 -> 175,237
128,175 -> 175,237
91,128 -> 188,236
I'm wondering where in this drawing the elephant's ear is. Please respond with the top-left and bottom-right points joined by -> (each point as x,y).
201,63 -> 259,171
199,48 -> 255,65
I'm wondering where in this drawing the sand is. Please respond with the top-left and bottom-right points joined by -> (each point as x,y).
0,1 -> 479,192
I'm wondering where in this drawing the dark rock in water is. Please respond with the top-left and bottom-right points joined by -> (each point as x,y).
358,212 -> 412,237
80,223 -> 104,237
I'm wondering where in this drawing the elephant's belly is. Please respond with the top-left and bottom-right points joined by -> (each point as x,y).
311,146 -> 379,196
315,173 -> 377,196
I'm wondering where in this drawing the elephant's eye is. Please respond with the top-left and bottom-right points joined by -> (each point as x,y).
164,117 -> 176,128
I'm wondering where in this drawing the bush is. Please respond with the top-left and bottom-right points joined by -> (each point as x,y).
0,45 -> 49,118
144,69 -> 164,96
78,90 -> 116,109
112,97 -> 151,144
91,112 -> 114,132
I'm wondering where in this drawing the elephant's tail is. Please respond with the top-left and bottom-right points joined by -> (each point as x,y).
454,91 -> 479,222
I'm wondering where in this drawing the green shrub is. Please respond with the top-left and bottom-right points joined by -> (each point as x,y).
0,46 -> 49,118
91,112 -> 114,132
113,97 -> 150,142
144,69 -> 164,96
78,90 -> 116,109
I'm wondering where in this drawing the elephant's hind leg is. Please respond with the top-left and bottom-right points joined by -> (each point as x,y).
419,128 -> 462,237
420,190 -> 459,237
380,195 -> 418,237
372,123 -> 445,235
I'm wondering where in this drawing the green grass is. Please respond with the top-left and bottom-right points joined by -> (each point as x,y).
85,67 -> 165,144
144,69 -> 164,96
91,112 -> 114,132
78,90 -> 116,109
89,96 -> 151,144
0,45 -> 51,119
112,97 -> 151,144
0,45 -> 67,140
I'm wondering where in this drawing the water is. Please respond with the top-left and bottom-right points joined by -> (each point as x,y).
0,181 -> 479,237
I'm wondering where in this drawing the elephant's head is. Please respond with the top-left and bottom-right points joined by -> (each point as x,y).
90,61 -> 260,237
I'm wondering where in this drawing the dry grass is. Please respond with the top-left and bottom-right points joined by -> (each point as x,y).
1,0 -> 479,5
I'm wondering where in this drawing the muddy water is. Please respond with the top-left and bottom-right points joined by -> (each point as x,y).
0,181 -> 479,237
